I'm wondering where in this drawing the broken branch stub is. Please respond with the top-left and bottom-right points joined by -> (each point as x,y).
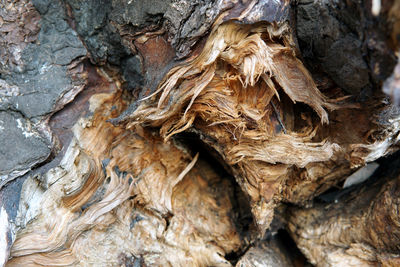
121,19 -> 341,233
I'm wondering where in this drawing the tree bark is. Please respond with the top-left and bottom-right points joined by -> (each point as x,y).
0,0 -> 399,266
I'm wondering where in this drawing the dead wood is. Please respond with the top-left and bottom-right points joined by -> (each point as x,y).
287,156 -> 400,266
7,89 -> 242,266
1,0 -> 400,266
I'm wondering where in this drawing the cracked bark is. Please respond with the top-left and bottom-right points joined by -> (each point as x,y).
0,0 -> 399,266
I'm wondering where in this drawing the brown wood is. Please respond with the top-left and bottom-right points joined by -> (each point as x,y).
1,0 -> 399,266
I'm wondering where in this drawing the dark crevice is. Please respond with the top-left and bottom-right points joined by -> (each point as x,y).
162,212 -> 173,232
174,131 -> 256,264
276,229 -> 312,267
316,150 -> 400,204
174,132 -> 233,178
225,243 -> 252,265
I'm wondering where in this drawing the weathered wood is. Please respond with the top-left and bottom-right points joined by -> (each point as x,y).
0,0 -> 399,266
287,155 -> 400,266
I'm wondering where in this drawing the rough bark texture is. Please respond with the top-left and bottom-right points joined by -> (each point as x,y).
0,0 -> 399,266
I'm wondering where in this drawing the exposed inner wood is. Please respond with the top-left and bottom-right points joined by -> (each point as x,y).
117,20 -> 400,235
8,89 -> 244,266
288,155 -> 400,266
3,0 -> 400,266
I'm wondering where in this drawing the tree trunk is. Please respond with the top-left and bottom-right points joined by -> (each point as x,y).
0,0 -> 399,266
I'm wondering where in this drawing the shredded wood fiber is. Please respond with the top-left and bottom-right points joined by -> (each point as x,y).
119,20 -> 400,233
8,17 -> 400,266
121,21 -> 343,232
7,92 -> 241,266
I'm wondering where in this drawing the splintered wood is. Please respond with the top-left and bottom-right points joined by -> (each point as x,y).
119,21 -> 343,233
117,20 -> 399,234
7,17 -> 400,267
